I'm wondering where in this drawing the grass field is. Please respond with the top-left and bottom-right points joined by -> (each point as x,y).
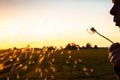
0,48 -> 117,80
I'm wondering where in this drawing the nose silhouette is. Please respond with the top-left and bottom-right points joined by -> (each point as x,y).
110,3 -> 118,16
110,1 -> 120,27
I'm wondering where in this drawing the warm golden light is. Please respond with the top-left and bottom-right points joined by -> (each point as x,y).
0,0 -> 119,49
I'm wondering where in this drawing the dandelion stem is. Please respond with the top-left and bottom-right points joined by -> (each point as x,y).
90,27 -> 114,43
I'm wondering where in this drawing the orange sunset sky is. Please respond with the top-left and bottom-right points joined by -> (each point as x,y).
0,0 -> 120,49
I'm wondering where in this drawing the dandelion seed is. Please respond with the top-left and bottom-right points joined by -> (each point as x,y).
82,67 -> 88,72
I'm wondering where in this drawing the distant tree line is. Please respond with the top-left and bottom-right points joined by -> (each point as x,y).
64,42 -> 98,50
11,42 -> 107,51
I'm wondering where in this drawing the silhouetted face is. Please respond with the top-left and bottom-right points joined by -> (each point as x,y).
110,0 -> 120,27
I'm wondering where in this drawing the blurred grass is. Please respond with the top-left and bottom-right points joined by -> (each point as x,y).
0,48 -> 118,80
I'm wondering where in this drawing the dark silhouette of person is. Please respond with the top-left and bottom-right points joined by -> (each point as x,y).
110,0 -> 120,28
109,0 -> 120,79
